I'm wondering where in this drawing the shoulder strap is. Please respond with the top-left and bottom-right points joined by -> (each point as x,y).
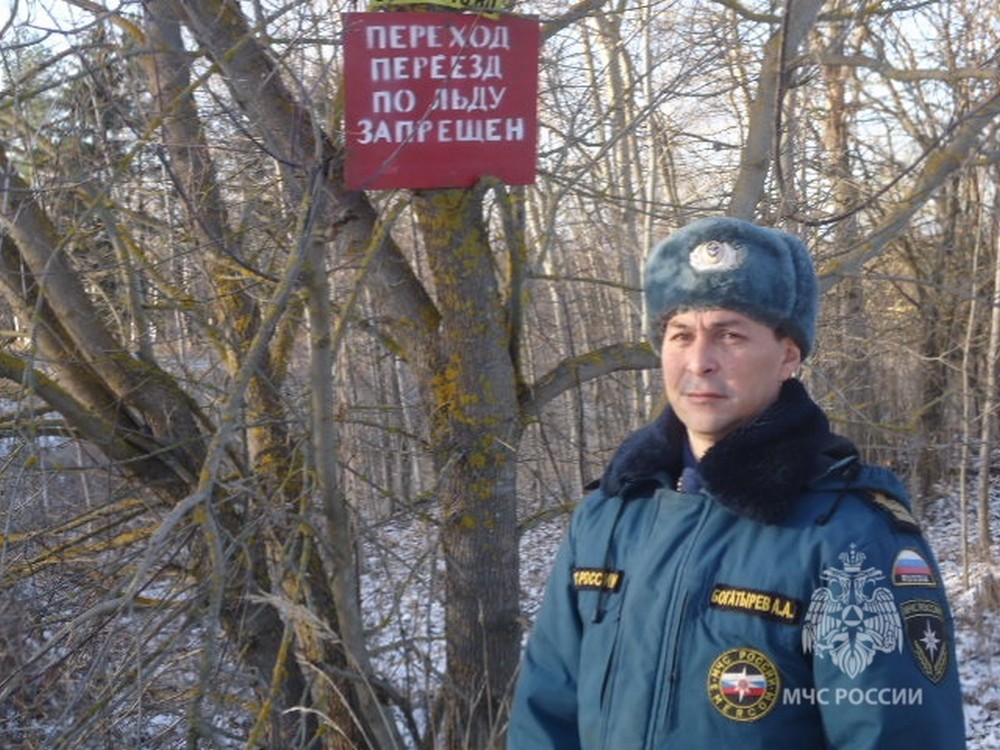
864,490 -> 921,533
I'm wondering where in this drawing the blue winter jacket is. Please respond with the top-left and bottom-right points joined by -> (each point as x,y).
509,379 -> 966,749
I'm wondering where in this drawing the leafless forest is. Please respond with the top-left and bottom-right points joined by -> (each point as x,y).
0,1 -> 998,748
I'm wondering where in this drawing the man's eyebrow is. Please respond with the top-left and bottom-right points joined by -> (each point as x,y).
666,317 -> 749,331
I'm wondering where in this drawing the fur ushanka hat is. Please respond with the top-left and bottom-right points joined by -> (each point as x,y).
644,217 -> 819,357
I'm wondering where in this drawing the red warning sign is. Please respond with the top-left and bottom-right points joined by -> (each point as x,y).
342,11 -> 539,190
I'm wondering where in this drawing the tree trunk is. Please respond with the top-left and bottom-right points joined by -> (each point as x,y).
977,226 -> 1000,556
818,12 -> 882,461
414,188 -> 522,748
728,0 -> 826,219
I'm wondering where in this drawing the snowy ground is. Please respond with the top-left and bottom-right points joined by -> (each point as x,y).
922,495 -> 1000,747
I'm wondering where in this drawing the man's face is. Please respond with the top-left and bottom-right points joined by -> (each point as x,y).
661,309 -> 802,459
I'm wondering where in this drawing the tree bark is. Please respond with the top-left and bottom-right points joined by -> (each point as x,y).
414,188 -> 522,748
729,0 -> 826,219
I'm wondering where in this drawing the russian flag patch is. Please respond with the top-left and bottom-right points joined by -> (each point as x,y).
892,548 -> 936,587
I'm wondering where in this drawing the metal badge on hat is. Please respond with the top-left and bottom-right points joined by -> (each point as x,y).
689,240 -> 745,273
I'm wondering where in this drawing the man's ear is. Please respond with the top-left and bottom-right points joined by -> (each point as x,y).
780,338 -> 803,379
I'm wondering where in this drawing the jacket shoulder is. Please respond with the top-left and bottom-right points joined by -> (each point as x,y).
809,462 -> 921,533
851,463 -> 921,533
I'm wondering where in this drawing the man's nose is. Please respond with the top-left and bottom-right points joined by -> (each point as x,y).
686,335 -> 719,374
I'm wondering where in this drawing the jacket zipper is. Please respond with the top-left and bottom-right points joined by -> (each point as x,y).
644,499 -> 712,747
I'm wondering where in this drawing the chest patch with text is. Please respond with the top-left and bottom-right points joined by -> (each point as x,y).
572,567 -> 623,592
710,583 -> 803,625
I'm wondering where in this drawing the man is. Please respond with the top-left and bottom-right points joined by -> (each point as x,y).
508,217 -> 966,748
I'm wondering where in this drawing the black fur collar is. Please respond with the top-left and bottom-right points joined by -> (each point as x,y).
598,379 -> 857,524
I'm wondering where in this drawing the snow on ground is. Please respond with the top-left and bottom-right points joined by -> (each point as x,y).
922,494 -> 1000,748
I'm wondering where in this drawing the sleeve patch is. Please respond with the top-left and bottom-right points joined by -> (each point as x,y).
892,548 -> 938,588
900,599 -> 950,683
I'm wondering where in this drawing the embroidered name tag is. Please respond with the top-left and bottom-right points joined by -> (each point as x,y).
710,583 -> 802,625
573,568 -> 623,592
